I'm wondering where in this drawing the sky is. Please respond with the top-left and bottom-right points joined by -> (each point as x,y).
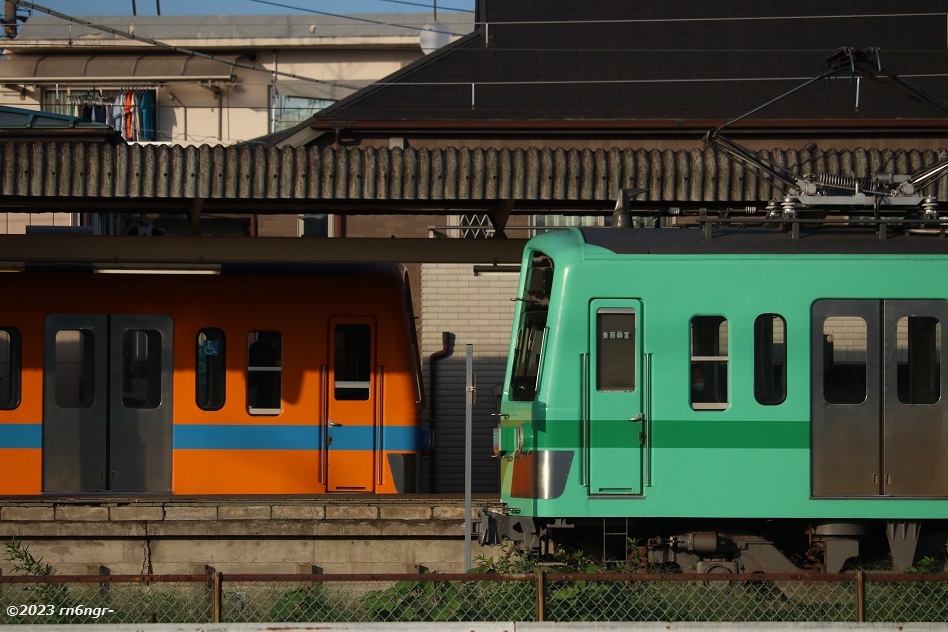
19,0 -> 476,17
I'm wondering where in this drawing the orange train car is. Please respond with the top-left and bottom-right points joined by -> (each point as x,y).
0,264 -> 426,495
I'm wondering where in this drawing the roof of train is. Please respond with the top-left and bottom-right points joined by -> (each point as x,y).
563,226 -> 948,257
19,261 -> 406,277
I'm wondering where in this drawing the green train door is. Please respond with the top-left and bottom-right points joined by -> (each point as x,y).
587,300 -> 644,495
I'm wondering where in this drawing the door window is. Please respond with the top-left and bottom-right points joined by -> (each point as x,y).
822,316 -> 868,404
122,330 -> 162,409
597,309 -> 635,391
896,316 -> 941,405
334,324 -> 371,401
54,329 -> 96,409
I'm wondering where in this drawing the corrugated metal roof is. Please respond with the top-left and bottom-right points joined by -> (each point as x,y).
0,54 -> 236,84
0,106 -> 113,130
1,141 -> 945,209
12,13 -> 475,43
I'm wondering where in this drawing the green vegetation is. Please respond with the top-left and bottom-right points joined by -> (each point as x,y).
2,538 -> 83,624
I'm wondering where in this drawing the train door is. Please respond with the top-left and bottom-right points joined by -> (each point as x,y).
326,317 -> 377,492
587,300 -> 644,495
812,299 -> 948,497
43,314 -> 173,493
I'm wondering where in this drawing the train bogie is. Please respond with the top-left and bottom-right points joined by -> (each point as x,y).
0,265 -> 426,496
491,227 -> 948,572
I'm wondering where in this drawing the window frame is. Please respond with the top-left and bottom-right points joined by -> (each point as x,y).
0,327 -> 21,410
247,330 -> 283,416
690,315 -> 729,410
754,314 -> 787,406
509,252 -> 553,402
196,328 -> 226,411
596,308 -> 636,392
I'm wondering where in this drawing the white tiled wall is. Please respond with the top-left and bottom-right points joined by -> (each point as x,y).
420,263 -> 519,493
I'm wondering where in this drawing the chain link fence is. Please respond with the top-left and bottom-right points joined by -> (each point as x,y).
1,572 -> 947,624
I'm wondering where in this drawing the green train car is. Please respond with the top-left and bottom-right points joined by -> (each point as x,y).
490,225 -> 948,573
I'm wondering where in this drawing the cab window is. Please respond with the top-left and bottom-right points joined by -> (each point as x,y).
510,252 -> 553,401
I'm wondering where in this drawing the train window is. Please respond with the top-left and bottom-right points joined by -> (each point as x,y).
822,317 -> 867,404
896,316 -> 941,405
510,252 -> 553,401
197,329 -> 226,411
122,330 -> 162,409
54,329 -> 96,409
334,324 -> 371,401
0,328 -> 21,410
247,331 -> 282,414
690,316 -> 728,410
597,309 -> 635,391
754,314 -> 787,405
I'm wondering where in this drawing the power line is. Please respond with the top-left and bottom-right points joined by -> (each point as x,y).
249,0 -> 473,13
246,0 -> 465,35
10,2 -> 947,92
11,0 -> 456,89
475,12 -> 945,26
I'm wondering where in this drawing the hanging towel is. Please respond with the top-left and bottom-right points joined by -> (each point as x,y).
140,90 -> 156,141
112,92 -> 126,136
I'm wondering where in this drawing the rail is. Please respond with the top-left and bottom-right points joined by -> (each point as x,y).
1,571 -> 947,624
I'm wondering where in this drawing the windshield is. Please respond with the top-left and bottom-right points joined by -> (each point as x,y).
509,251 -> 553,401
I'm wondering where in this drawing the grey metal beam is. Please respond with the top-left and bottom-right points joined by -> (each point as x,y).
0,235 -> 529,265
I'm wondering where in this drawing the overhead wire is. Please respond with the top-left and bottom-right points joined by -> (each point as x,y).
10,0 -> 462,89
246,0 -> 466,35
249,0 -> 473,15
9,2 -> 947,91
473,12 -> 945,26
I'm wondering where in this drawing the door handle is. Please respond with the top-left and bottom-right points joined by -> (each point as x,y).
329,420 -> 342,427
630,413 -> 645,423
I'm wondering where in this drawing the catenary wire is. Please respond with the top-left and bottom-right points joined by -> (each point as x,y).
249,0 -> 473,13
10,2 -> 948,90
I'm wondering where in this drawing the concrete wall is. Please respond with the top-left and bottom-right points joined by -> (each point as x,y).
0,499 -> 503,575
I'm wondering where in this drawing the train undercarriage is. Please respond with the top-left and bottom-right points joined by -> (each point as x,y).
480,514 -> 948,574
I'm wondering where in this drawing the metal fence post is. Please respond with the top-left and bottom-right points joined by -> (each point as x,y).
535,569 -> 546,622
211,571 -> 223,623
855,570 -> 865,623
464,344 -> 474,571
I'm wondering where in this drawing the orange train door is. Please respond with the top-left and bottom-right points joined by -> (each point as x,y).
326,317 -> 377,492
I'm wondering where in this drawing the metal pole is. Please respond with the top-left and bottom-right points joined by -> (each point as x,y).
855,570 -> 865,623
464,344 -> 473,571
